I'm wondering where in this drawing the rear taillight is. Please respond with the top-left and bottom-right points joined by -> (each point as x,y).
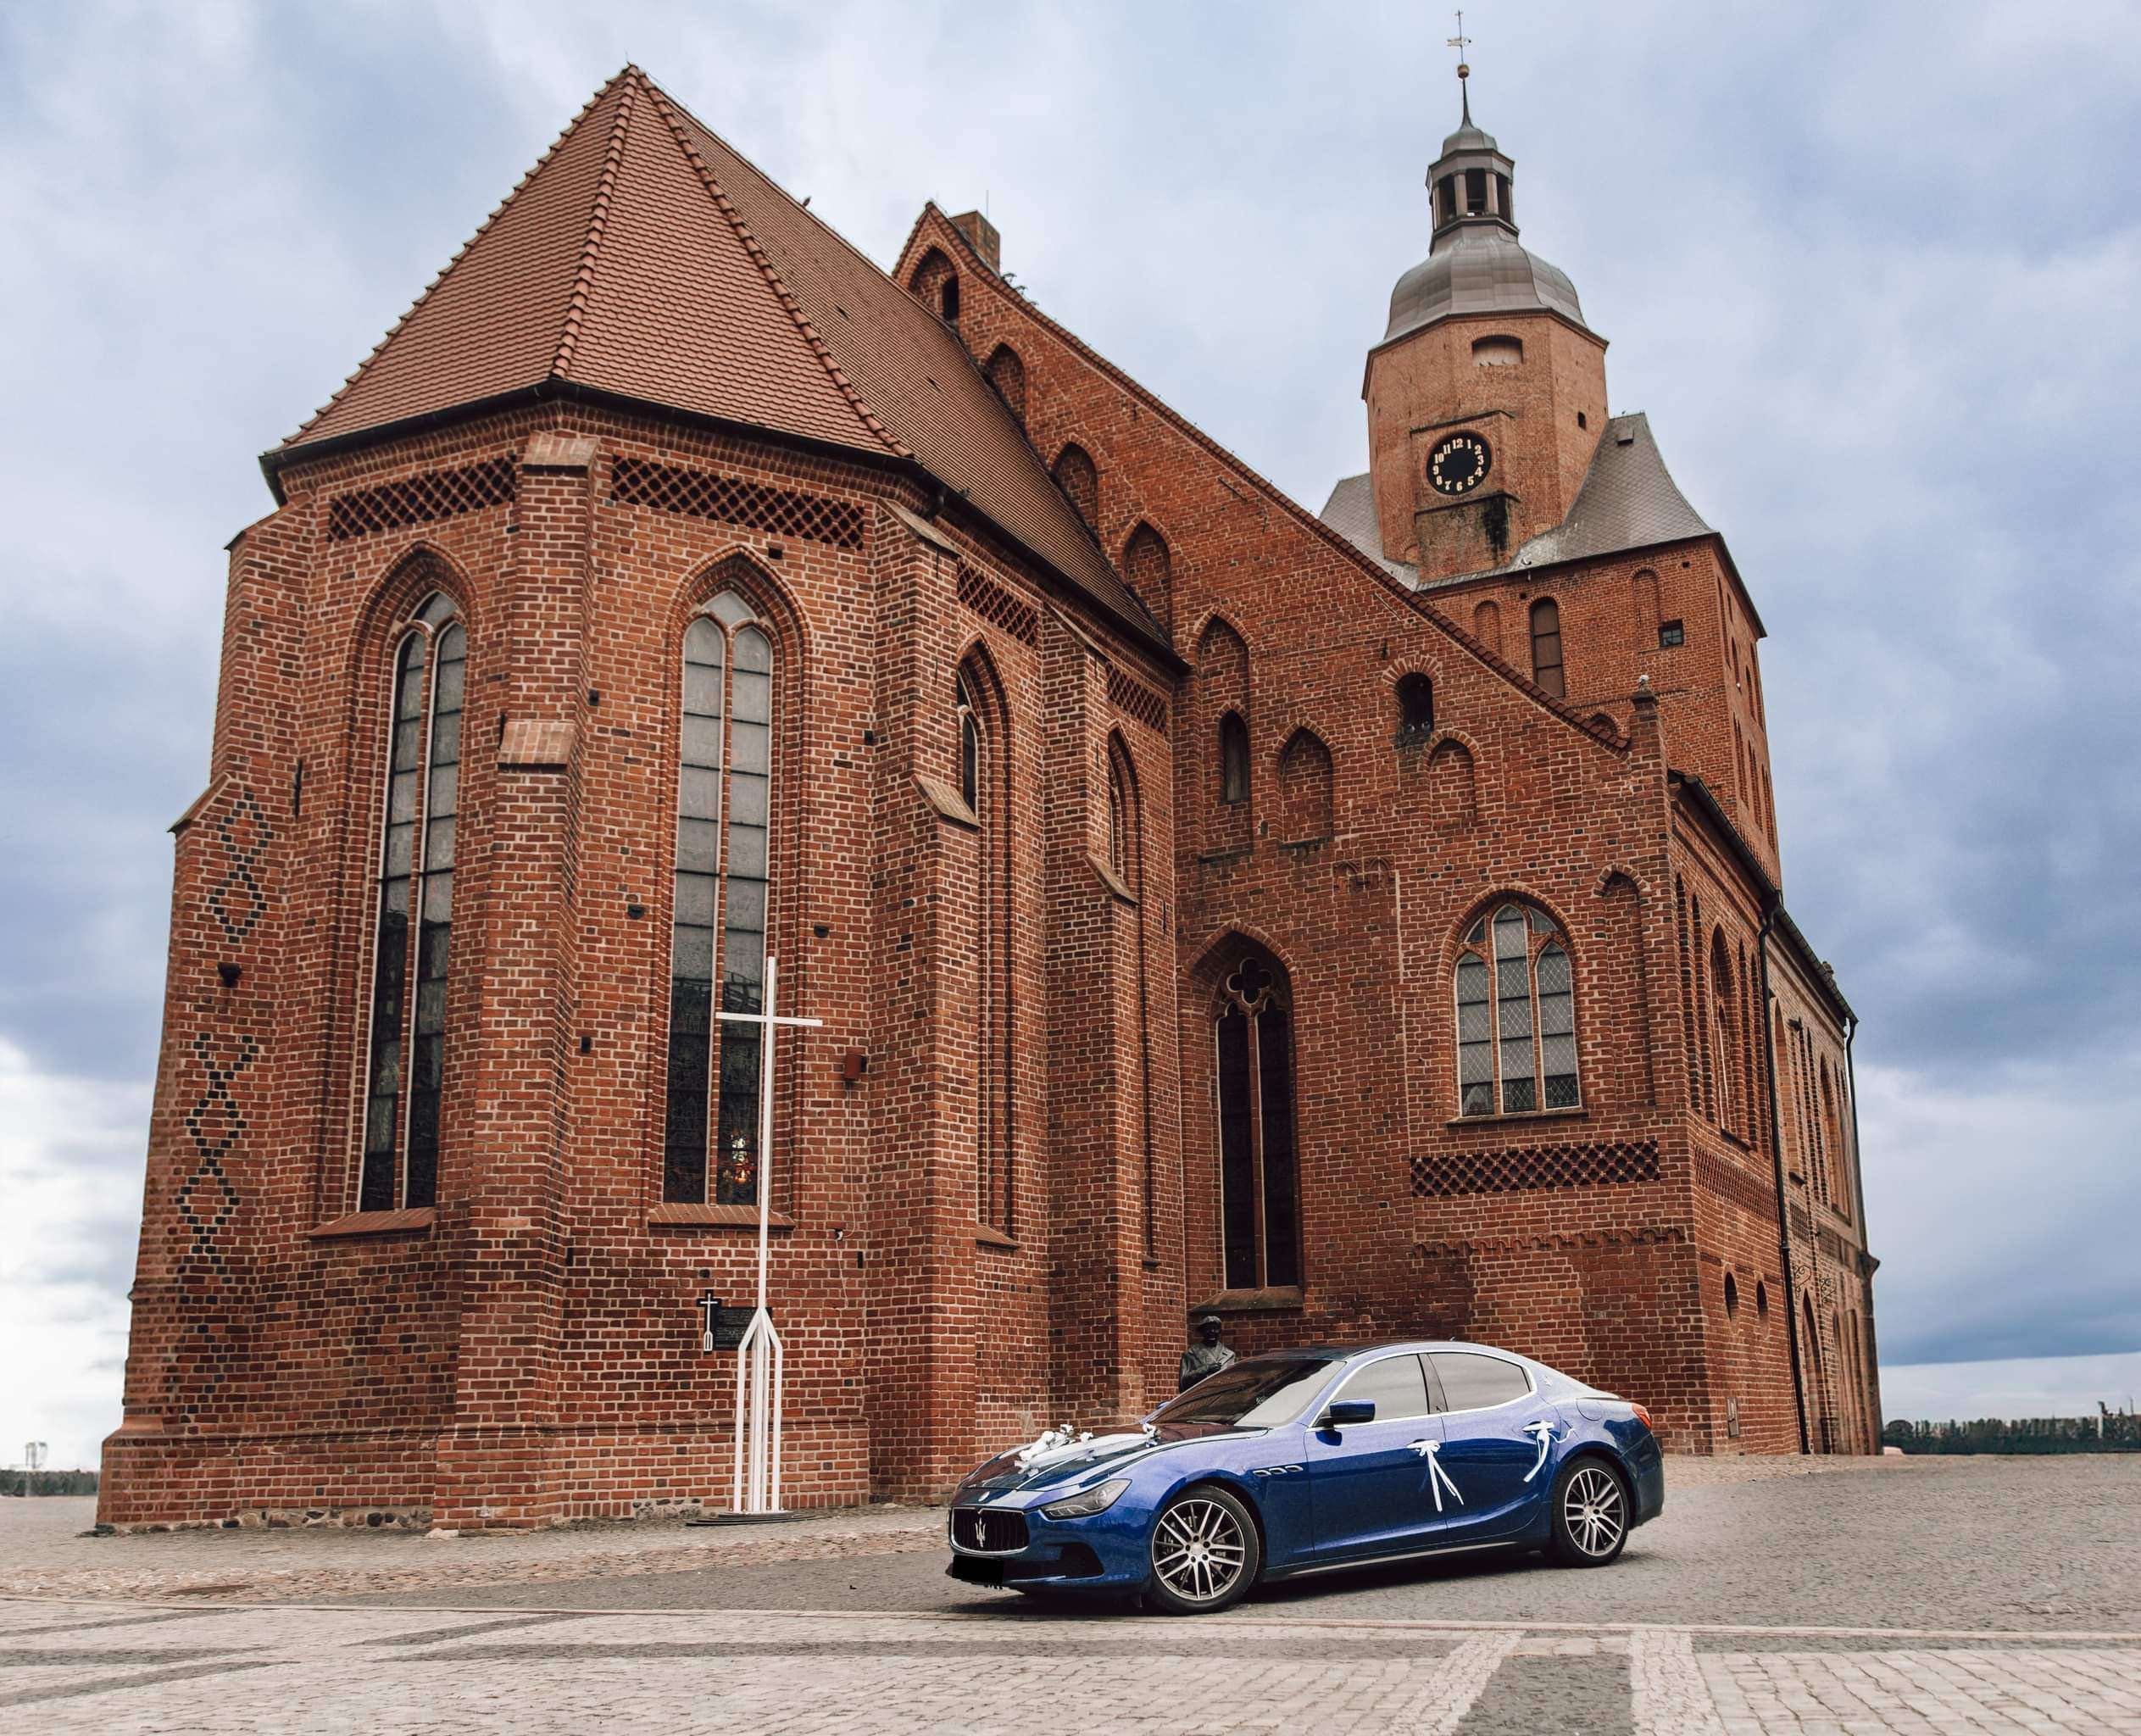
1629,1404 -> 1654,1431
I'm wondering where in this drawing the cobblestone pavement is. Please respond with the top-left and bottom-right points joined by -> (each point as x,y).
4,1458 -> 2137,1731
3,1600 -> 2138,1733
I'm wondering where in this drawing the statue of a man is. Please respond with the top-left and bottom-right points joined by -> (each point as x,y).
1178,1315 -> 1236,1392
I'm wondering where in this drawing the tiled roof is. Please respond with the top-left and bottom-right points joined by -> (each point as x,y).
276,68 -> 1155,643
1318,413 -> 1716,588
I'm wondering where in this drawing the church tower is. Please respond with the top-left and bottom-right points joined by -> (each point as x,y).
1363,82 -> 1609,580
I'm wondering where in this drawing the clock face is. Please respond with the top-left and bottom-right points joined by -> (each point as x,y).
1428,432 -> 1492,497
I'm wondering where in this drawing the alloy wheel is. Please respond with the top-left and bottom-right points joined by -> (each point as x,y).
1562,1463 -> 1627,1559
1151,1496 -> 1249,1605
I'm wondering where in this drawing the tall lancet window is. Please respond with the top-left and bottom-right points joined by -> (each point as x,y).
1454,903 -> 1579,1116
1215,954 -> 1300,1292
359,590 -> 465,1213
665,588 -> 776,1206
959,661 -> 1012,1232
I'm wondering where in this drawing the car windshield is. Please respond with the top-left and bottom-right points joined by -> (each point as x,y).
1151,1356 -> 1340,1428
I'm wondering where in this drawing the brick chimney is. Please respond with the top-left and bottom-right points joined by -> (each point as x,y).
948,209 -> 1000,272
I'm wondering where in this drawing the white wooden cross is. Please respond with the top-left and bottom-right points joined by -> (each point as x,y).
714,952 -> 820,1516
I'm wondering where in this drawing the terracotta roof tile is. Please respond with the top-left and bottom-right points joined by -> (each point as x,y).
277,68 -> 1157,643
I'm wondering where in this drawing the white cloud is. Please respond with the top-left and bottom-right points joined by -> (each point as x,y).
0,1038 -> 149,1471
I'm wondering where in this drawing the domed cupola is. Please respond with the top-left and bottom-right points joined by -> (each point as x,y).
1383,92 -> 1590,346
1360,61 -> 1610,582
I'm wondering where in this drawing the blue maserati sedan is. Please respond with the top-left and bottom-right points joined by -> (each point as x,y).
945,1342 -> 1662,1614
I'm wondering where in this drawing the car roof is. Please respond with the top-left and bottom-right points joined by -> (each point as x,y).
1243,1339 -> 1534,1363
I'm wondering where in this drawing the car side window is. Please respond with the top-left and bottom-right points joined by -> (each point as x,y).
1431,1351 -> 1532,1413
1330,1354 -> 1432,1421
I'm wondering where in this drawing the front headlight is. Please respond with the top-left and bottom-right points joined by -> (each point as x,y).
1040,1477 -> 1130,1521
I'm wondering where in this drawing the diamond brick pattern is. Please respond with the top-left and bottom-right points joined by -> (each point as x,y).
325,458 -> 517,542
176,1031 -> 259,1269
610,455 -> 864,548
205,786 -> 272,946
1410,1138 -> 1660,1198
1694,1149 -> 1777,1220
1107,665 -> 1170,735
954,565 -> 1039,645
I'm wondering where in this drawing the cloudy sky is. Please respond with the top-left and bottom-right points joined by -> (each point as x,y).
3,1 -> 2137,1468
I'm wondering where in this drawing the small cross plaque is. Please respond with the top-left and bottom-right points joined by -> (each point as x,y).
698,1293 -> 754,1354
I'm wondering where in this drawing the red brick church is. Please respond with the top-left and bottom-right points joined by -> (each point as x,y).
104,64 -> 1881,1528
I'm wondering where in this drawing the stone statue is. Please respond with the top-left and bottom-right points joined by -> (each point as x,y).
1177,1315 -> 1236,1392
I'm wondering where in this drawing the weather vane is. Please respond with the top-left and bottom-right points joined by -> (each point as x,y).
1448,10 -> 1474,121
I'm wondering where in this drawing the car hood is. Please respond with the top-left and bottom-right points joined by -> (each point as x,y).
957,1422 -> 1252,1497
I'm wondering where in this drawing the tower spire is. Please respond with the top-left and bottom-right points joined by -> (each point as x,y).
1448,10 -> 1473,125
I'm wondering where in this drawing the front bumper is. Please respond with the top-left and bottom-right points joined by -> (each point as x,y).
944,1501 -> 1153,1591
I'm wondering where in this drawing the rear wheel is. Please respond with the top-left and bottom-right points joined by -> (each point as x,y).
1144,1486 -> 1260,1615
1547,1457 -> 1630,1566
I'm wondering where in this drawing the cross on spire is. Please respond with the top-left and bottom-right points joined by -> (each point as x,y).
1447,10 -> 1474,125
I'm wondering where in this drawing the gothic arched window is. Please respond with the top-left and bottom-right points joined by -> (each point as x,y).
1218,711 -> 1249,806
1215,954 -> 1300,1291
1454,903 -> 1578,1116
956,671 -> 982,813
664,589 -> 777,1206
1395,673 -> 1434,741
984,344 -> 1026,423
1053,442 -> 1098,530
359,590 -> 465,1214
1529,598 -> 1565,698
1710,930 -> 1738,1137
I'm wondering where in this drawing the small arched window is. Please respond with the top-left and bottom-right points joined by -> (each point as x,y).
665,587 -> 778,1206
1107,749 -> 1130,876
1394,674 -> 1434,742
909,247 -> 958,326
1053,442 -> 1098,530
359,589 -> 465,1214
984,344 -> 1026,422
1473,598 -> 1503,658
1454,903 -> 1578,1116
1215,954 -> 1300,1291
1123,523 -> 1171,631
1529,598 -> 1565,698
941,275 -> 959,324
1471,335 -> 1523,368
1755,1279 -> 1769,1319
1819,1063 -> 1841,1208
1725,1271 -> 1739,1319
1218,711 -> 1249,806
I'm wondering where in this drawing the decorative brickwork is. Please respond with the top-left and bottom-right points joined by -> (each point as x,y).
1410,1139 -> 1661,1199
204,786 -> 271,946
1695,1149 -> 1778,1220
609,454 -> 865,548
325,458 -> 516,542
955,564 -> 1039,645
1107,665 -> 1169,735
175,1032 -> 257,1268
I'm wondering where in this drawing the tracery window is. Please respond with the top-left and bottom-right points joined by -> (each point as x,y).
1454,903 -> 1578,1116
1529,598 -> 1565,698
956,671 -> 981,812
359,590 -> 465,1213
1215,955 -> 1300,1291
664,589 -> 776,1205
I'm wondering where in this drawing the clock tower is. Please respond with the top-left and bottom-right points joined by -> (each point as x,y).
1363,87 -> 1610,581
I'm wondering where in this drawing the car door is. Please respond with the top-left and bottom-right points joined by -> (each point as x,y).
1426,1349 -> 1556,1545
1303,1352 -> 1445,1562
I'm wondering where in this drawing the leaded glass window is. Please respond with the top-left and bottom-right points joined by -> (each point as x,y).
1215,955 -> 1300,1291
359,592 -> 464,1213
1453,902 -> 1581,1116
664,590 -> 776,1205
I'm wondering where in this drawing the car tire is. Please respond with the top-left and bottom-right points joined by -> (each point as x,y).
1546,1456 -> 1631,1567
1144,1485 -> 1261,1616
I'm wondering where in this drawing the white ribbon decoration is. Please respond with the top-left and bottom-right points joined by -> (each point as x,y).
1521,1418 -> 1560,1483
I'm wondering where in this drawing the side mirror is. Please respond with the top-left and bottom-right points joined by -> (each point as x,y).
1321,1399 -> 1376,1427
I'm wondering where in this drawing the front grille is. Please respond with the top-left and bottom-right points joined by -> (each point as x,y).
951,1506 -> 1029,1554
